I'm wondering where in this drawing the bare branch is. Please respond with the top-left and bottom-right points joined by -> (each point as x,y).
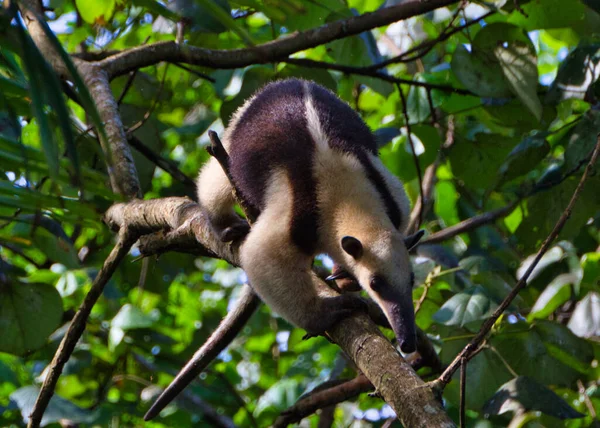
99,0 -> 461,78
274,375 -> 373,427
366,10 -> 494,70
19,0 -> 141,198
27,229 -> 138,428
127,135 -> 196,191
398,83 -> 425,229
284,58 -> 471,94
435,135 -> 600,386
421,202 -> 518,245
459,358 -> 466,428
104,198 -> 454,427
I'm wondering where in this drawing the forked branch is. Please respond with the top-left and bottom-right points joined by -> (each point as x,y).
434,136 -> 600,388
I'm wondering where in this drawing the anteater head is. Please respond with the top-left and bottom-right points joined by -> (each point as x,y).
337,230 -> 423,353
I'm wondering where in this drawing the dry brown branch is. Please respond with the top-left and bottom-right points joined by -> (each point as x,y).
435,135 -> 600,387
421,202 -> 518,245
103,196 -> 453,426
98,0 -> 461,78
20,0 -> 141,198
27,229 -> 138,428
274,375 -> 373,427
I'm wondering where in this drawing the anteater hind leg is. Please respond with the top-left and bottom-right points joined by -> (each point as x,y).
196,157 -> 249,242
239,173 -> 365,336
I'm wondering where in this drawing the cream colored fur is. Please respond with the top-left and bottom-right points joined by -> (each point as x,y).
239,170 -> 338,329
305,97 -> 412,316
197,81 -> 412,333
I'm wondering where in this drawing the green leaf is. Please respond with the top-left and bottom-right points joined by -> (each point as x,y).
474,272 -> 524,309
508,0 -> 589,30
546,44 -> 600,104
75,0 -> 116,25
254,378 -> 302,417
34,8 -> 109,161
562,110 -> 600,172
441,338 -> 512,410
0,282 -> 62,355
453,23 -> 541,119
449,133 -> 516,190
111,304 -> 155,330
581,252 -> 600,292
498,134 -> 550,183
132,0 -> 180,21
483,376 -> 585,419
492,322 -> 589,386
567,292 -> 600,338
11,386 -> 97,426
433,286 -> 496,326
451,44 -> 512,98
109,304 -> 155,350
528,273 -> 576,321
194,0 -> 255,46
13,19 -> 59,179
478,24 -> 541,120
220,67 -> 275,125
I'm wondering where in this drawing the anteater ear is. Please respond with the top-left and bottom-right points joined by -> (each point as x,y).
404,230 -> 424,251
341,236 -> 363,259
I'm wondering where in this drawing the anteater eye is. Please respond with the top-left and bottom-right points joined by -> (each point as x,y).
370,276 -> 385,293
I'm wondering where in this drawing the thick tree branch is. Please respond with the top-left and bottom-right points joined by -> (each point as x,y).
19,0 -> 141,198
435,135 -> 600,387
104,197 -> 454,427
98,0 -> 461,78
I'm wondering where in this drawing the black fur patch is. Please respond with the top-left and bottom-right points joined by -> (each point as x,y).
227,79 -> 403,253
228,79 -> 319,254
308,83 -> 402,229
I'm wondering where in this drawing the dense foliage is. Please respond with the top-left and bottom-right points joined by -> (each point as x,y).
0,0 -> 599,426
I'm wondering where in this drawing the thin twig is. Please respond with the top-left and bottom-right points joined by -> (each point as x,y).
27,229 -> 138,428
367,8 -> 491,70
127,135 -> 196,191
127,65 -> 169,135
173,63 -> 216,82
284,58 -> 471,95
397,83 -> 425,229
421,202 -> 518,245
273,375 -> 373,427
116,69 -> 139,105
577,380 -> 598,420
435,135 -> 600,386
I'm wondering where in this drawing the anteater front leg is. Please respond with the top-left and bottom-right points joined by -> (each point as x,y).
239,186 -> 365,336
196,157 -> 250,242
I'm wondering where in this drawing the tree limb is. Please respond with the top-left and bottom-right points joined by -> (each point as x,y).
27,229 -> 138,428
434,135 -> 600,387
104,197 -> 454,427
98,0 -> 461,78
274,375 -> 373,427
19,0 -> 141,198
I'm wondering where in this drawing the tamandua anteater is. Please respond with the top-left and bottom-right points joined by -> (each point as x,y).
198,78 -> 422,352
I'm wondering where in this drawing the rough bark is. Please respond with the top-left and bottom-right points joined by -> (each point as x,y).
98,0 -> 461,78
19,0 -> 141,198
104,199 -> 455,427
